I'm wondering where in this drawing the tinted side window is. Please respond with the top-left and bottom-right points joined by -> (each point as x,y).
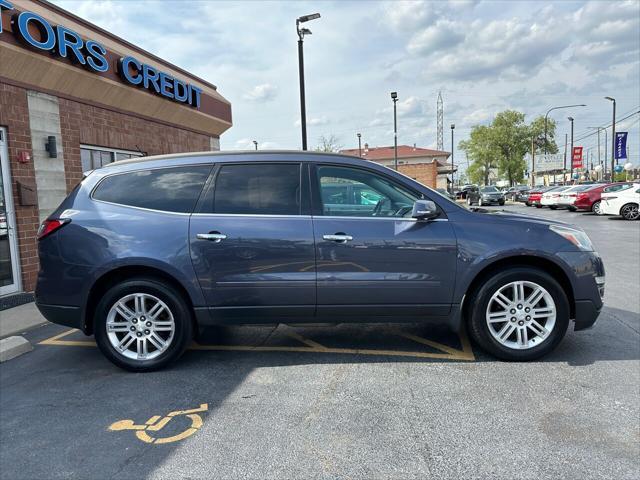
93,165 -> 211,213
205,163 -> 301,215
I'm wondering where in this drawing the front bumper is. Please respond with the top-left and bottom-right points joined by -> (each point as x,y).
574,300 -> 602,330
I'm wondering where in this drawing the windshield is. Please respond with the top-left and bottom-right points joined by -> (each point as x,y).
481,186 -> 499,193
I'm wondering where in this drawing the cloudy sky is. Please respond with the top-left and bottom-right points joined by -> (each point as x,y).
54,0 -> 640,167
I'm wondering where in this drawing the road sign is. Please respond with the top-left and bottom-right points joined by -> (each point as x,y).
572,146 -> 583,168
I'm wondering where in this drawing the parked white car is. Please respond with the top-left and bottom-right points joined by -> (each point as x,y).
600,183 -> 640,220
541,186 -> 571,209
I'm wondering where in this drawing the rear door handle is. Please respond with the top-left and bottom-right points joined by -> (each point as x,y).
323,234 -> 353,242
197,232 -> 227,243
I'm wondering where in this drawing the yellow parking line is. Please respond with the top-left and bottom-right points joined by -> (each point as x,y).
387,328 -> 475,360
280,328 -> 328,350
38,329 -> 96,347
39,327 -> 476,361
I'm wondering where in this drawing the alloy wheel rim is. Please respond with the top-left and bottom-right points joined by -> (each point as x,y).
106,293 -> 175,361
622,204 -> 639,220
485,281 -> 556,350
593,202 -> 601,214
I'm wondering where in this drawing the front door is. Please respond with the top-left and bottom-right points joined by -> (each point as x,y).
189,161 -> 316,322
311,164 -> 457,319
0,127 -> 21,296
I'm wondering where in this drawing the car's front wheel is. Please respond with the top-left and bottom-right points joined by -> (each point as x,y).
620,203 -> 639,220
592,200 -> 601,215
467,267 -> 569,361
94,277 -> 193,371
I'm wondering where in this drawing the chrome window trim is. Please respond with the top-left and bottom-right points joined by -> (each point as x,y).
191,213 -> 312,219
190,213 -> 447,222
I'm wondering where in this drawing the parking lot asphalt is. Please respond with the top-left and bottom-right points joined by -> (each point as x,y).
1,204 -> 638,480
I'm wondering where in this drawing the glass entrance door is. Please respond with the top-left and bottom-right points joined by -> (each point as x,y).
0,127 -> 21,296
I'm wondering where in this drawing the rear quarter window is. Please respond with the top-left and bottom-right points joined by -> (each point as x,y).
92,165 -> 212,213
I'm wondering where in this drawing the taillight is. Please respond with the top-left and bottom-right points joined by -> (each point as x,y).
37,219 -> 70,240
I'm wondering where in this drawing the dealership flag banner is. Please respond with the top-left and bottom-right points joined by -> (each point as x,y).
615,132 -> 628,160
572,146 -> 583,168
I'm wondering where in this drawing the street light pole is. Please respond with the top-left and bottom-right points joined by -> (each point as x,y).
253,140 -> 258,150
568,116 -> 574,184
391,91 -> 398,170
357,133 -> 362,157
450,124 -> 455,194
544,104 -> 587,155
296,13 -> 321,151
605,96 -> 616,179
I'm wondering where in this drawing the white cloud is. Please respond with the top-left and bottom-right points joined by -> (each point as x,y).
243,83 -> 278,102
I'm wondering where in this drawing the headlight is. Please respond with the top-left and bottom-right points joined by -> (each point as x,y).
549,224 -> 594,251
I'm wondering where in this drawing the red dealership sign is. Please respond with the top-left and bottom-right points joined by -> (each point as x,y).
572,146 -> 583,168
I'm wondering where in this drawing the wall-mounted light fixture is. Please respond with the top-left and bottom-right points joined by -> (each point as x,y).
45,136 -> 57,158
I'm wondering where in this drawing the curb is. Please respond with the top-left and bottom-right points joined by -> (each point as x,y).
0,336 -> 33,363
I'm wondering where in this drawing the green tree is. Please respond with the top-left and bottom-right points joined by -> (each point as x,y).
491,110 -> 530,186
459,125 -> 499,185
529,115 -> 558,154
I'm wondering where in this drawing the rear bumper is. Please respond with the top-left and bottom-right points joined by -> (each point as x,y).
573,300 -> 602,331
36,302 -> 83,330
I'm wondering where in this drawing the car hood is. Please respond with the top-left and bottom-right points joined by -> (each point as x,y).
469,208 -> 571,227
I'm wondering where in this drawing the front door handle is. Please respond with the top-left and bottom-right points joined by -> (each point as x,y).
323,233 -> 353,243
197,232 -> 227,243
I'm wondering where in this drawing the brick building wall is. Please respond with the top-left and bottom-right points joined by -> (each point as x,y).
59,99 -> 214,193
2,85 -> 220,293
0,83 -> 40,292
397,162 -> 438,189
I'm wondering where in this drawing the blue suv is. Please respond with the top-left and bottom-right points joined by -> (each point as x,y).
35,152 -> 605,371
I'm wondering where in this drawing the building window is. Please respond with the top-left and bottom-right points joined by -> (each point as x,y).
81,145 -> 144,173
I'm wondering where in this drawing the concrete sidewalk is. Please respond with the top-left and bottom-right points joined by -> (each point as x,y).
0,302 -> 49,339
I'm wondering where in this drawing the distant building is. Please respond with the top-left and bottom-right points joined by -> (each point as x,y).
340,144 -> 456,189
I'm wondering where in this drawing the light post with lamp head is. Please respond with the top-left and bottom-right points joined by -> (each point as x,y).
391,91 -> 398,170
296,13 -> 321,151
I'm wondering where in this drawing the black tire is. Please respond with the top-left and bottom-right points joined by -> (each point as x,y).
94,277 -> 193,372
591,200 -> 601,215
535,204 -> 542,208
498,200 -> 505,206
568,206 -> 577,212
467,267 -> 569,361
549,205 -> 557,210
620,203 -> 639,221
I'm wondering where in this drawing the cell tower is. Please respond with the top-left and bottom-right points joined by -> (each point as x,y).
437,91 -> 444,151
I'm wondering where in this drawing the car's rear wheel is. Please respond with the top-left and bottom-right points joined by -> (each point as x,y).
592,200 -> 601,215
535,204 -> 542,208
620,203 -> 639,220
467,267 -> 569,361
568,206 -> 577,211
467,197 -> 472,206
549,205 -> 557,210
94,278 -> 193,371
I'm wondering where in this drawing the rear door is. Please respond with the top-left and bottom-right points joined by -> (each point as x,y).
189,161 -> 316,322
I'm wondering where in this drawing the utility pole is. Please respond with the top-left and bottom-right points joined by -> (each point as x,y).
450,124 -> 455,194
531,137 -> 535,187
391,92 -> 398,170
568,117 -> 574,184
605,96 -> 616,179
437,92 -> 444,151
563,133 -> 568,184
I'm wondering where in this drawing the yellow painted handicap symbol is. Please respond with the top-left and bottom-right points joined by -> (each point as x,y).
108,403 -> 208,445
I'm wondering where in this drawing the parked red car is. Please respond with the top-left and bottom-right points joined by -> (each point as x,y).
572,183 -> 629,214
526,186 -> 553,207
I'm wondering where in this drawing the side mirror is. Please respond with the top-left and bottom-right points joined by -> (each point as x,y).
412,200 -> 439,220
